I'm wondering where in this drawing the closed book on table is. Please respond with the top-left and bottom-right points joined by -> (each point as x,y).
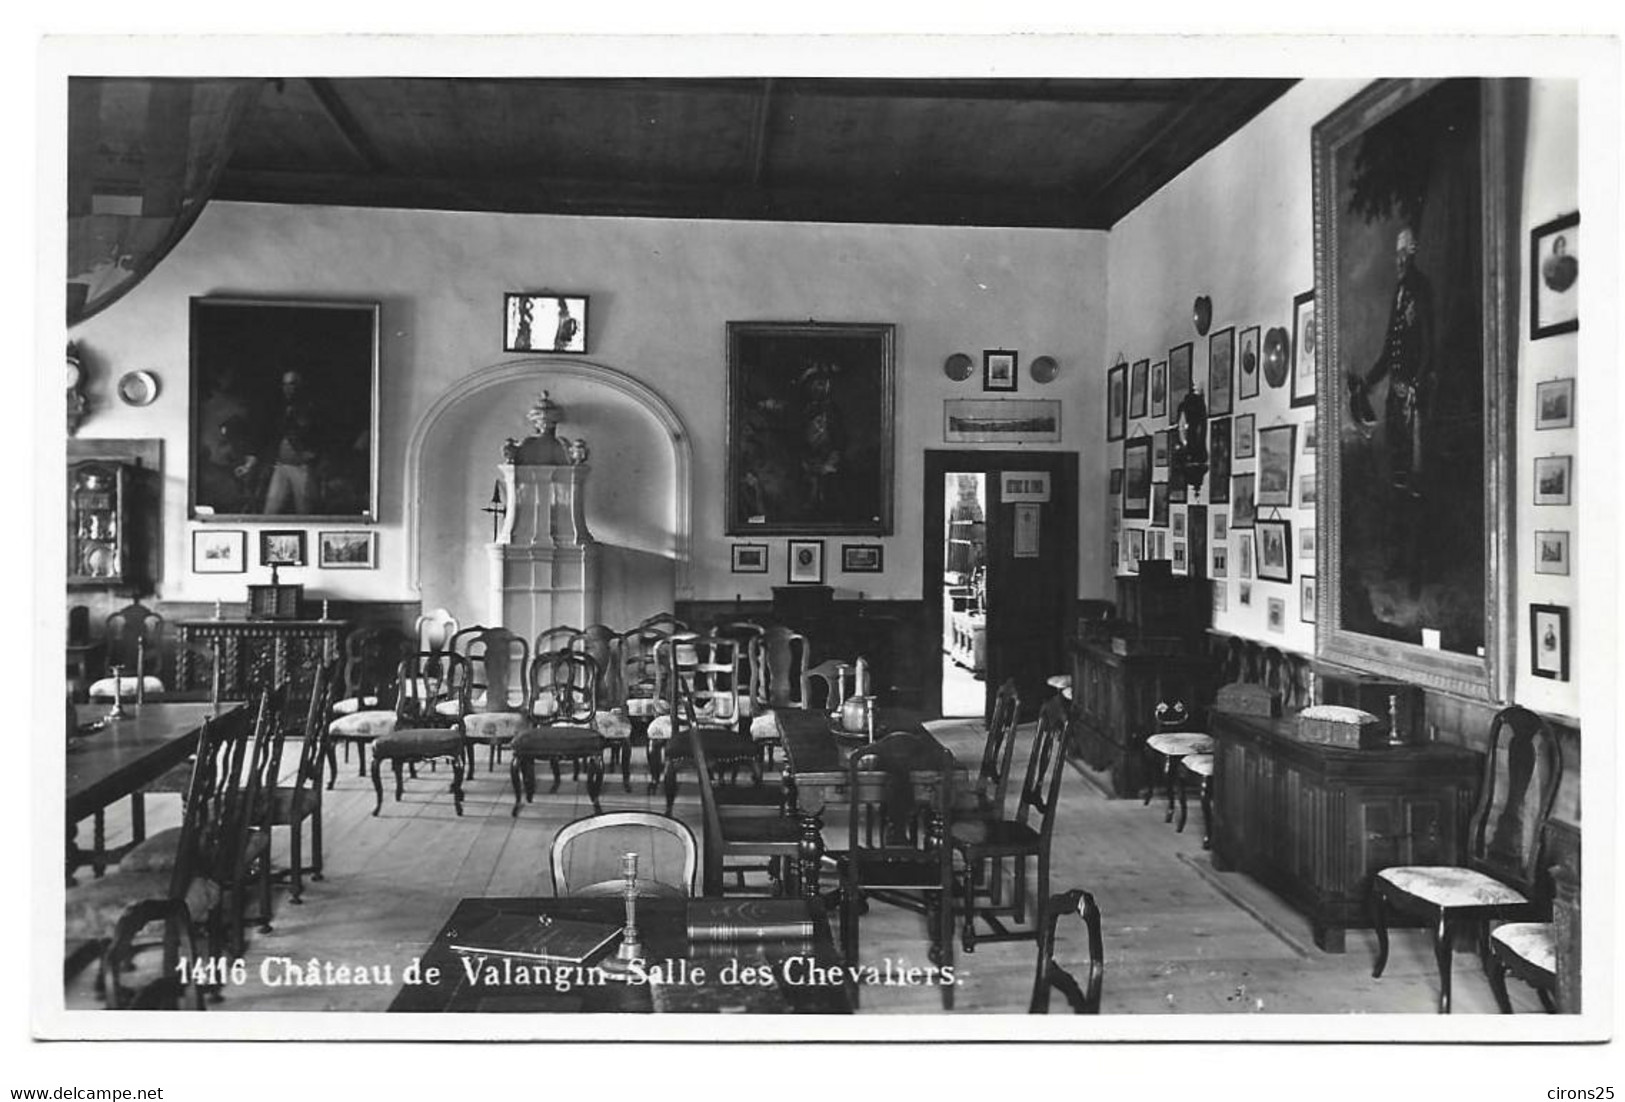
449,913 -> 621,964
687,899 -> 815,943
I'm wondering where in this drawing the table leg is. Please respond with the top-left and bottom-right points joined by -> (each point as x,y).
797,810 -> 824,900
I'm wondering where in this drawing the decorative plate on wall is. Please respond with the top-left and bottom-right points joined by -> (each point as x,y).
1029,355 -> 1058,384
117,370 -> 160,406
943,353 -> 974,381
1262,327 -> 1290,389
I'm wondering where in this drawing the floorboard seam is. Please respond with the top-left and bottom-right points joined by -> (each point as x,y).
1176,852 -> 1315,960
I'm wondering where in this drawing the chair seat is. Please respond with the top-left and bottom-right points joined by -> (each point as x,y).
373,727 -> 463,759
266,785 -> 318,824
64,872 -> 221,943
844,852 -> 948,889
1046,673 -> 1074,700
1181,752 -> 1215,778
949,818 -> 1042,853
511,726 -> 604,757
949,786 -> 1000,820
1492,922 -> 1556,974
723,815 -> 803,845
594,710 -> 633,743
120,827 -> 270,874
1377,866 -> 1531,909
331,695 -> 384,716
88,675 -> 167,699
750,711 -> 784,743
329,710 -> 397,739
571,878 -> 688,901
463,712 -> 530,742
1145,732 -> 1213,757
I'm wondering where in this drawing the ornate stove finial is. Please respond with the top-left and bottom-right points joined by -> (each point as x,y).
526,390 -> 563,437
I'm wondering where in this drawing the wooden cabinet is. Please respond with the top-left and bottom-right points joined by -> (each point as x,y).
1209,709 -> 1479,952
175,619 -> 347,718
1067,638 -> 1218,797
67,461 -> 129,587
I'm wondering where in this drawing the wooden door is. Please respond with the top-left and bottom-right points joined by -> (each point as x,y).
923,450 -> 1078,720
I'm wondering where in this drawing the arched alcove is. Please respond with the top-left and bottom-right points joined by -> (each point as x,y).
405,357 -> 691,627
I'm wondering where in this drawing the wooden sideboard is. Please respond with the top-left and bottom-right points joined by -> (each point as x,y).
175,618 -> 347,715
1208,709 -> 1480,952
1068,637 -> 1219,798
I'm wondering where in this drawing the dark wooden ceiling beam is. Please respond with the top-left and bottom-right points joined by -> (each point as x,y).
305,77 -> 392,174
216,166 -> 1115,230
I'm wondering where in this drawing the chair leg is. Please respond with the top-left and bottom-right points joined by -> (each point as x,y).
549,759 -> 563,793
370,757 -> 386,816
393,759 -> 406,802
620,742 -> 633,791
961,854 -> 979,954
1536,987 -> 1559,1014
310,796 -> 324,881
130,792 -> 146,844
1199,777 -> 1213,850
1370,886 -> 1391,978
1175,769 -> 1190,832
1163,755 -> 1177,823
325,742 -> 339,789
450,755 -> 465,816
1486,951 -> 1514,1013
586,755 -> 605,814
509,757 -> 525,818
1433,913 -> 1455,1014
257,851 -> 274,934
663,760 -> 681,816
289,818 -> 305,903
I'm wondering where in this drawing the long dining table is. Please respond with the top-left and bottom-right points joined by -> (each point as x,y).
66,700 -> 248,878
775,707 -> 968,899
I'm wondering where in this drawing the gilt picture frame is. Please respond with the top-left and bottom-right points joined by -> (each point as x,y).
1314,78 -> 1517,701
726,321 -> 895,535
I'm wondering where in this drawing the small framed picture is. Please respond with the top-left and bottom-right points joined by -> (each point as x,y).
1168,478 -> 1187,505
1123,437 -> 1153,519
1212,584 -> 1229,614
1239,581 -> 1253,607
1109,467 -> 1123,495
1291,290 -> 1317,408
1207,326 -> 1235,416
1237,532 -> 1254,580
318,529 -> 376,569
1213,512 -> 1228,541
1300,576 -> 1317,624
1529,603 -> 1570,681
1150,361 -> 1168,418
984,349 -> 1019,392
787,539 -> 825,584
1530,211 -> 1579,340
1255,424 -> 1297,508
1125,528 -> 1145,574
1534,456 -> 1573,505
1534,530 -> 1570,576
1303,419 -> 1318,453
1266,597 -> 1286,634
841,543 -> 884,573
1167,342 -> 1193,426
1172,509 -> 1187,538
1299,474 -> 1318,508
192,528 -> 246,574
1237,325 -> 1261,401
1212,544 -> 1229,578
1234,413 -> 1256,460
1535,378 -> 1575,430
1129,358 -> 1149,418
1172,539 -> 1188,574
259,529 -> 307,567
504,293 -> 588,353
1106,363 -> 1127,442
1231,473 -> 1256,528
1153,430 -> 1170,468
1299,526 -> 1317,559
731,543 -> 769,574
1152,482 -> 1170,528
1255,518 -> 1293,583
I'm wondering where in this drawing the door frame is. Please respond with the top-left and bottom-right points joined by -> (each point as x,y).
922,449 -> 1078,720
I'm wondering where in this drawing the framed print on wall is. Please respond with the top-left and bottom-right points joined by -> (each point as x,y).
1530,211 -> 1578,339
841,544 -> 884,573
1255,518 -> 1292,583
1231,472 -> 1256,527
1129,358 -> 1149,418
1290,290 -> 1317,408
189,297 -> 380,522
1238,532 -> 1254,579
1529,604 -> 1569,681
1534,530 -> 1569,576
786,539 -> 825,584
259,529 -> 307,567
1122,437 -> 1153,519
1106,363 -> 1127,442
1125,528 -> 1145,574
1301,575 -> 1318,623
504,292 -> 588,353
726,321 -> 894,535
1534,455 -> 1572,506
1535,378 -> 1575,430
945,399 -> 1061,444
318,529 -> 376,569
1315,78 -> 1519,701
1153,430 -> 1169,468
1151,482 -> 1170,528
1207,326 -> 1235,416
983,349 -> 1018,392
1234,413 -> 1256,460
1238,325 -> 1261,401
731,543 -> 769,574
192,528 -> 246,574
1167,342 -> 1193,426
1208,417 -> 1232,504
1150,361 -> 1168,418
1255,424 -> 1297,508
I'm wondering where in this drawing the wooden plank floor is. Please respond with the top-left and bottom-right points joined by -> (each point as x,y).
66,719 -> 1543,1016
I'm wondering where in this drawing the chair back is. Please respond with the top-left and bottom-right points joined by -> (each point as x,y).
394,651 -> 467,725
713,620 -> 765,704
619,624 -> 671,717
658,631 -> 746,729
204,683 -> 283,889
576,624 -> 623,710
534,625 -> 583,660
163,709 -> 236,900
1469,705 -> 1563,896
528,650 -> 599,726
637,611 -> 688,635
975,679 -> 1023,813
461,627 -> 530,714
550,811 -> 698,898
802,657 -> 870,714
1012,695 -> 1070,845
341,626 -> 411,710
69,604 -> 92,645
415,608 -> 460,654
753,625 -> 810,709
845,729 -> 953,860
1029,888 -> 1104,1014
290,656 -> 342,791
689,732 -> 730,897
105,601 -> 163,679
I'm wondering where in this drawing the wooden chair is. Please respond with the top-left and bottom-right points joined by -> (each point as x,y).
414,607 -> 460,654
838,728 -> 957,1009
369,652 -> 468,817
619,622 -> 674,788
99,898 -> 207,1010
578,623 -> 635,791
652,632 -> 764,815
952,692 -> 1070,953
748,624 -> 810,764
1142,699 -> 1212,824
265,656 -> 341,902
691,725 -> 802,897
509,650 -> 606,816
1370,705 -> 1563,1013
1029,888 -> 1104,1014
326,626 -> 410,784
452,626 -> 531,775
88,601 -> 167,701
1176,752 -> 1215,848
800,656 -> 869,716
952,678 -> 1022,823
550,811 -> 698,899
1486,922 -> 1559,1013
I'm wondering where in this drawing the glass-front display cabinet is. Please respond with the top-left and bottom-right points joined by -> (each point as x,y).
67,460 -> 128,586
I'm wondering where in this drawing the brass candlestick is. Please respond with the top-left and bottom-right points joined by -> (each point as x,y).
104,665 -> 125,721
599,851 -> 645,977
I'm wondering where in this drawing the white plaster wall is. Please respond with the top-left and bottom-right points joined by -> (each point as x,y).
68,202 -> 1109,610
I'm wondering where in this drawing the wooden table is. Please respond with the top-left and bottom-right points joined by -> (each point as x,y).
387,896 -> 853,1013
776,708 -> 963,899
67,701 -> 248,877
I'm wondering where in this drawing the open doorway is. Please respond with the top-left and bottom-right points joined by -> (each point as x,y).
941,472 -> 988,717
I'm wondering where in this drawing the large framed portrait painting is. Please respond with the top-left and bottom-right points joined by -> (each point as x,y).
1314,79 -> 1518,700
726,321 -> 895,535
189,297 -> 380,521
